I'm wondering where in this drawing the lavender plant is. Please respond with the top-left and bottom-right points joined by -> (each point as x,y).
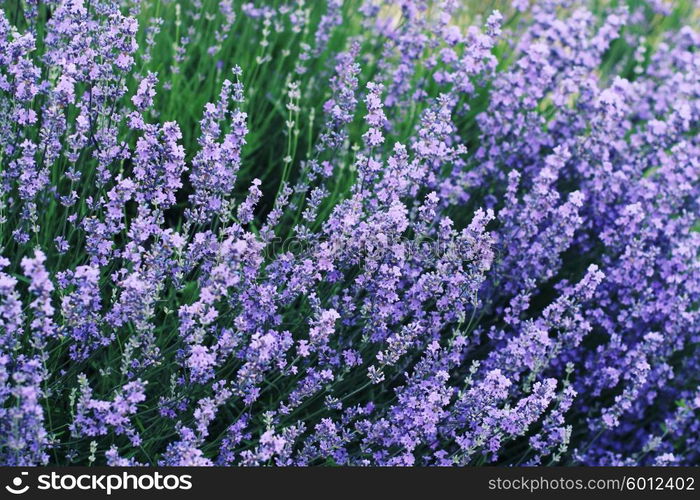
0,0 -> 698,466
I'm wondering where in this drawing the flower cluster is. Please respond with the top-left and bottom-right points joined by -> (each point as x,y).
0,0 -> 698,466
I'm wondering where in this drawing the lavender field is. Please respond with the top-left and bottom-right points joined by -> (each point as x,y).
0,0 -> 699,466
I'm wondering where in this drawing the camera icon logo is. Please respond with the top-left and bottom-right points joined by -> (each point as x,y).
5,472 -> 29,495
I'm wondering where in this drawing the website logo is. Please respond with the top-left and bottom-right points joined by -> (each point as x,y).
5,472 -> 29,495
